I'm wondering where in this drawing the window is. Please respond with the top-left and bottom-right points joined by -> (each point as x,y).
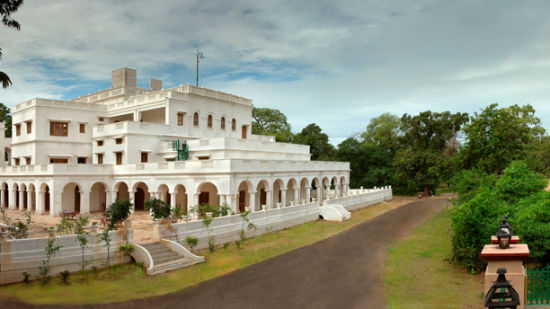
115,152 -> 122,165
79,123 -> 86,133
193,112 -> 199,126
207,115 -> 213,128
26,121 -> 32,134
14,158 -> 20,166
98,117 -> 104,122
221,117 -> 225,130
50,158 -> 68,164
15,124 -> 20,136
97,153 -> 103,164
50,121 -> 68,136
177,112 -> 184,126
77,157 -> 86,164
115,138 -> 123,144
97,140 -> 104,146
141,152 -> 148,163
242,125 -> 247,139
232,118 -> 236,130
25,157 -> 31,165
197,156 -> 210,160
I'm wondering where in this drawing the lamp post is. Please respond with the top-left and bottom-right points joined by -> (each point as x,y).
485,268 -> 520,308
497,216 -> 513,249
196,49 -> 204,87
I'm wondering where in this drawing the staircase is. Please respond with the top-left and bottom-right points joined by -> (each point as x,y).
136,240 -> 204,275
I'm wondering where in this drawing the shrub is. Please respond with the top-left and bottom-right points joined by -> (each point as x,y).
56,218 -> 75,235
60,270 -> 70,284
22,272 -> 30,284
185,236 -> 198,250
494,160 -> 547,204
106,199 -> 132,229
145,198 -> 171,219
513,191 -> 550,263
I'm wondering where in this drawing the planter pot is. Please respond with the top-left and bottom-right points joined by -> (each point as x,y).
301,199 -> 306,204
261,204 -> 267,211
47,228 -> 56,238
245,207 -> 250,212
90,224 -> 98,233
276,203 -> 282,209
206,212 -> 213,218
171,218 -> 178,223
0,230 -> 7,239
182,215 -> 189,222
290,201 -> 295,206
124,220 -> 132,228
7,218 -> 12,226
312,198 -> 317,202
154,218 -> 163,225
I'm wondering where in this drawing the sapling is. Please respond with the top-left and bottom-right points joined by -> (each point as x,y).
74,215 -> 90,274
38,238 -> 62,284
185,236 -> 198,250
239,210 -> 255,242
98,228 -> 112,276
202,217 -> 214,252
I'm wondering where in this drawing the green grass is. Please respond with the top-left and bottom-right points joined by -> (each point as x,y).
383,210 -> 484,309
0,198 -> 412,305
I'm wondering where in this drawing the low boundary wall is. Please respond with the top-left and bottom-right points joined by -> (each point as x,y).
0,229 -> 133,285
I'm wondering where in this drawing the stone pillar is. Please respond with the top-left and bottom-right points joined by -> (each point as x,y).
36,190 -> 44,214
266,189 -> 272,209
481,242 -> 529,309
170,193 -> 177,209
280,189 -> 286,207
8,189 -> 15,209
305,187 -> 311,203
220,194 -> 228,208
193,193 -> 200,218
294,187 -> 299,205
80,190 -> 90,214
229,194 -> 238,213
325,185 -> 330,200
105,190 -> 113,207
53,189 -> 62,216
0,187 -> 4,208
316,186 -> 321,204
19,189 -> 25,211
334,183 -> 339,198
129,190 -> 135,213
27,190 -> 33,211
249,191 -> 256,212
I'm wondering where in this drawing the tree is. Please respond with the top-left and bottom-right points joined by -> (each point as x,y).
294,123 -> 335,160
0,102 -> 11,137
394,111 -> 468,195
458,104 -> 545,174
0,0 -> 24,88
335,137 -> 367,188
361,113 -> 400,152
251,107 -> 293,143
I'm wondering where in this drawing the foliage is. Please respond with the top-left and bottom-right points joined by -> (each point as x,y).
0,0 -> 24,89
239,210 -> 255,242
60,270 -> 70,284
219,204 -> 231,216
171,207 -> 186,220
294,123 -> 335,161
394,111 -> 468,194
185,236 -> 198,249
38,238 -> 62,284
251,107 -> 293,142
450,168 -> 496,203
0,103 -> 11,137
362,112 -> 401,152
458,104 -> 545,174
513,191 -> 550,263
118,244 -> 135,258
56,218 -> 75,235
145,198 -> 171,219
22,272 -> 30,284
98,228 -> 112,274
494,160 -> 546,204
106,199 -> 132,229
73,216 -> 90,273
0,206 -> 7,222
199,203 -> 219,217
24,211 -> 31,225
7,220 -> 27,239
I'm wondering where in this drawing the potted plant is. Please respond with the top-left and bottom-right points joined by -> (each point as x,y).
145,198 -> 171,220
90,222 -> 98,232
105,199 -> 133,229
261,204 -> 267,211
124,220 -> 132,228
47,226 -> 56,237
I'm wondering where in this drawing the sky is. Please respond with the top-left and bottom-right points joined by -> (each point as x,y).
2,0 -> 550,145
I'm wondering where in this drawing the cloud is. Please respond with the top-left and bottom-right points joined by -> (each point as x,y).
2,0 -> 550,145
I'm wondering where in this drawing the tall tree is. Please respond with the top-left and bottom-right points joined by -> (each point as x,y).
394,111 -> 468,195
0,0 -> 24,88
0,102 -> 11,137
361,113 -> 400,151
294,123 -> 335,161
251,107 -> 293,142
458,104 -> 545,174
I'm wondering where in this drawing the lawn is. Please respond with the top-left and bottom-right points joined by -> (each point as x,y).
0,197 -> 415,305
384,210 -> 484,309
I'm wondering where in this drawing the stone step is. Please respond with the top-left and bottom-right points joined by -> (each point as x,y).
150,258 -> 197,275
153,254 -> 182,265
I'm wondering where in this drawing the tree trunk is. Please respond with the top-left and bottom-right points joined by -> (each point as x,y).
423,185 -> 430,197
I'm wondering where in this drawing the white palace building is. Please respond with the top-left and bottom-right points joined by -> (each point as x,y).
0,68 -> 353,217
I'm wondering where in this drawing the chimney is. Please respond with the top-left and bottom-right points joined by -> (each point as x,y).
112,68 -> 137,88
150,78 -> 162,91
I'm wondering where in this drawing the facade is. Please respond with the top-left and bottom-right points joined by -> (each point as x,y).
0,68 -> 350,216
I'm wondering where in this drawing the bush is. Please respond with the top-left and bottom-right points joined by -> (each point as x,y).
145,198 -> 171,219
513,191 -> 550,263
185,236 -> 198,249
450,168 -> 496,203
106,199 -> 132,229
60,270 -> 70,284
494,160 -> 547,204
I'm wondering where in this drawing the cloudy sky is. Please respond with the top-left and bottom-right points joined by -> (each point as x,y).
2,0 -> 550,144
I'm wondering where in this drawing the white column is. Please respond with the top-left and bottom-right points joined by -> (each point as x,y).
80,190 -> 90,214
325,185 -> 330,200
129,190 -> 135,213
294,187 -> 299,205
52,189 -> 61,216
266,190 -> 272,209
249,191 -> 256,212
36,190 -> 44,214
105,190 -> 113,207
280,189 -> 286,207
229,194 -> 238,213
170,192 -> 177,209
193,193 -> 200,218
306,187 -> 311,203
19,189 -> 25,211
0,187 -> 4,208
220,194 -> 228,208
334,183 -> 339,197
27,190 -> 33,211
8,189 -> 15,209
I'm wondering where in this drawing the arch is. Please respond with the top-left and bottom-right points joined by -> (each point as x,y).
237,180 -> 253,213
221,116 -> 226,130
286,178 -> 298,206
273,178 -> 285,207
40,183 -> 50,213
157,184 -> 170,204
2,182 -> 8,208
231,118 -> 236,130
90,182 -> 107,213
207,114 -> 213,128
62,182 -> 82,213
28,183 -> 36,211
300,177 -> 310,203
255,179 -> 269,210
174,184 -> 188,213
197,182 -> 219,206
114,181 -> 129,201
133,182 -> 150,211
193,112 -> 199,126
12,183 -> 19,208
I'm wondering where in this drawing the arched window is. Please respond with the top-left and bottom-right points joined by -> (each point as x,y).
207,115 -> 213,128
221,117 -> 226,130
232,118 -> 236,131
193,112 -> 199,127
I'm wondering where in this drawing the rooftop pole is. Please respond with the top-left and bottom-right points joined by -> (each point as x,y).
196,49 -> 204,87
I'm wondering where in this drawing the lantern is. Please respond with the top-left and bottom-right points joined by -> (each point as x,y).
497,216 -> 513,249
485,268 -> 520,308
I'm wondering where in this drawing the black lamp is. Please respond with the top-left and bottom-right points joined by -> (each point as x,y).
485,268 -> 520,308
496,216 -> 513,249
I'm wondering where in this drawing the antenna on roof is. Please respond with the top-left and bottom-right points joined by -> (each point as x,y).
196,49 -> 204,87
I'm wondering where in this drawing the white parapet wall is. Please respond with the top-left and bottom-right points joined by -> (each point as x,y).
0,229 -> 133,285
159,186 -> 393,250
